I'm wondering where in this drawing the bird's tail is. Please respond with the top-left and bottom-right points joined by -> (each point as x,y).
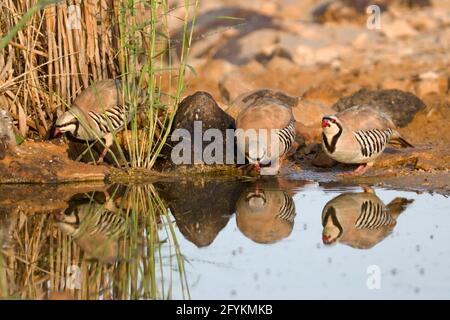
390,130 -> 414,148
386,197 -> 414,219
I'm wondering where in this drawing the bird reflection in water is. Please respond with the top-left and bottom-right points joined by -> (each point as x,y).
54,191 -> 126,264
236,180 -> 297,244
321,186 -> 413,249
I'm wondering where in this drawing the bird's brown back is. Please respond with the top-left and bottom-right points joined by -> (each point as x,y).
236,99 -> 293,130
337,105 -> 397,131
72,79 -> 124,113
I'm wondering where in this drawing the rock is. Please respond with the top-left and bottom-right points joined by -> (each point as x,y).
293,99 -> 334,142
332,88 -> 427,127
294,45 -> 351,67
173,7 -> 280,63
398,0 -> 431,8
312,149 -> 338,168
258,50 -> 295,68
415,71 -> 449,97
302,84 -> 341,106
414,157 -> 437,171
227,88 -> 299,120
312,0 -> 389,24
216,28 -> 280,65
218,60 -> 266,103
278,28 -> 354,66
382,20 -> 418,39
0,140 -> 108,183
172,90 -> 235,133
406,10 -> 440,31
312,0 -> 430,24
382,78 -> 414,92
277,0 -> 318,20
158,91 -> 235,170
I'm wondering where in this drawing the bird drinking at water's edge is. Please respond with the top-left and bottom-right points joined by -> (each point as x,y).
235,98 -> 296,175
53,79 -> 145,163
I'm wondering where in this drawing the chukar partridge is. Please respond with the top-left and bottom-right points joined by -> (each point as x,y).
54,79 -> 143,163
235,98 -> 295,175
321,105 -> 413,176
321,187 -> 412,249
55,193 -> 126,263
236,186 -> 296,244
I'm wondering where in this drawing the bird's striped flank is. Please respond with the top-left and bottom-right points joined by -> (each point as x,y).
277,120 -> 296,156
355,200 -> 395,229
276,191 -> 296,223
88,104 -> 130,135
354,128 -> 393,158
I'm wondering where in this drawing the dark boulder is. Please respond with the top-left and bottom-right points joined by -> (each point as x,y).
172,91 -> 235,133
332,88 -> 426,127
156,91 -> 236,171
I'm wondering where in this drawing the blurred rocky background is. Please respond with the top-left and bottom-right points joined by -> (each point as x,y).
166,0 -> 450,174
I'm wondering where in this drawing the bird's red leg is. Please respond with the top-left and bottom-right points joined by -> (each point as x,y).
353,164 -> 369,175
97,133 -> 113,163
339,163 -> 372,177
255,161 -> 261,174
97,147 -> 109,163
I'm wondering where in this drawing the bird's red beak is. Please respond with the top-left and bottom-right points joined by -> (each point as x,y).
322,120 -> 330,128
53,127 -> 62,138
322,234 -> 333,244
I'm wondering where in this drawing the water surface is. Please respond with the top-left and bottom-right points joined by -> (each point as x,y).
0,178 -> 448,299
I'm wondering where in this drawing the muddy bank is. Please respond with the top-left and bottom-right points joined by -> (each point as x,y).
0,140 -> 109,184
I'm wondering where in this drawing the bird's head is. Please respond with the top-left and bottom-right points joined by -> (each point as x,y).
322,205 -> 343,246
246,190 -> 267,210
247,141 -> 268,172
321,115 -> 342,136
54,206 -> 81,236
53,111 -> 78,137
322,226 -> 340,246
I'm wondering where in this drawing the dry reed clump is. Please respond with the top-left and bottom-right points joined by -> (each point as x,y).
0,0 -> 184,140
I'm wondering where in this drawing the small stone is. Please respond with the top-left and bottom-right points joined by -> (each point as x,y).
218,61 -> 265,103
415,157 -> 438,171
302,84 -> 341,106
415,71 -> 449,97
382,78 -> 414,92
312,150 -> 337,168
382,20 -> 418,40
293,99 -> 335,142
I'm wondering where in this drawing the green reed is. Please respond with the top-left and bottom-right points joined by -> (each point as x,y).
122,0 -> 199,169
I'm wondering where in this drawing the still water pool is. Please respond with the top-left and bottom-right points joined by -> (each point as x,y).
0,178 -> 448,299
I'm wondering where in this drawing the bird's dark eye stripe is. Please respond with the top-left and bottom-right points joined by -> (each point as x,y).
56,120 -> 77,128
323,116 -> 337,123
